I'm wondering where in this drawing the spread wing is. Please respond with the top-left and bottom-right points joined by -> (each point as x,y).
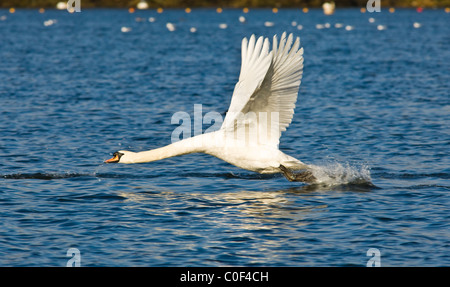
221,32 -> 304,148
222,34 -> 273,124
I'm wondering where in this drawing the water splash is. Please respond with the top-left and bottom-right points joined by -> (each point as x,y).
309,161 -> 373,186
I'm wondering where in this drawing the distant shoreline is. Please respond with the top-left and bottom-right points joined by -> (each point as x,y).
1,0 -> 448,9
1,6 -> 449,10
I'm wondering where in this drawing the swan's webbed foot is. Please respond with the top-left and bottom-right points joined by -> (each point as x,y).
279,165 -> 317,183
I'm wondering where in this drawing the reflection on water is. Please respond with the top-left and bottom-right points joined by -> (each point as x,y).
117,187 -> 330,265
118,186 -> 330,228
209,189 -> 328,222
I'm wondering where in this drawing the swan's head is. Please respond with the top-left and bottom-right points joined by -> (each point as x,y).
105,151 -> 132,164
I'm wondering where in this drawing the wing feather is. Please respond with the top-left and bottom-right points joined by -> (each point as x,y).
222,33 -> 304,148
223,35 -> 272,128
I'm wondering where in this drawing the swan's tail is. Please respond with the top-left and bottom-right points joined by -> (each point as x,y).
281,156 -> 311,170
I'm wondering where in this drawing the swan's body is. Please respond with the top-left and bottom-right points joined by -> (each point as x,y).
115,132 -> 307,174
106,32 -> 315,183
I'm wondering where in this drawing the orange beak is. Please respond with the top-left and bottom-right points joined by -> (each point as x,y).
105,154 -> 120,163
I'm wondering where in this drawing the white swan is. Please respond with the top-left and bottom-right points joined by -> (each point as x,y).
106,32 -> 316,183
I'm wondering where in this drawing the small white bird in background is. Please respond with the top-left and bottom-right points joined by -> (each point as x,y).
105,32 -> 316,183
316,24 -> 324,29
322,2 -> 335,15
44,19 -> 57,26
136,0 -> 149,10
166,22 -> 176,32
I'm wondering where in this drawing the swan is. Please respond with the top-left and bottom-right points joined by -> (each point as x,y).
105,32 -> 316,183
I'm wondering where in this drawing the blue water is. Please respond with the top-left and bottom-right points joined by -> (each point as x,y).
0,8 -> 449,266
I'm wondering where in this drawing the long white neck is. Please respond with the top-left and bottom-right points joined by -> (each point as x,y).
121,133 -> 212,164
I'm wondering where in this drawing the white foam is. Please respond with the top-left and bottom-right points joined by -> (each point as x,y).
309,161 -> 372,186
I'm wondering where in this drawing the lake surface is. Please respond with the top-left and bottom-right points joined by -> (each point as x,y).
0,8 -> 449,266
